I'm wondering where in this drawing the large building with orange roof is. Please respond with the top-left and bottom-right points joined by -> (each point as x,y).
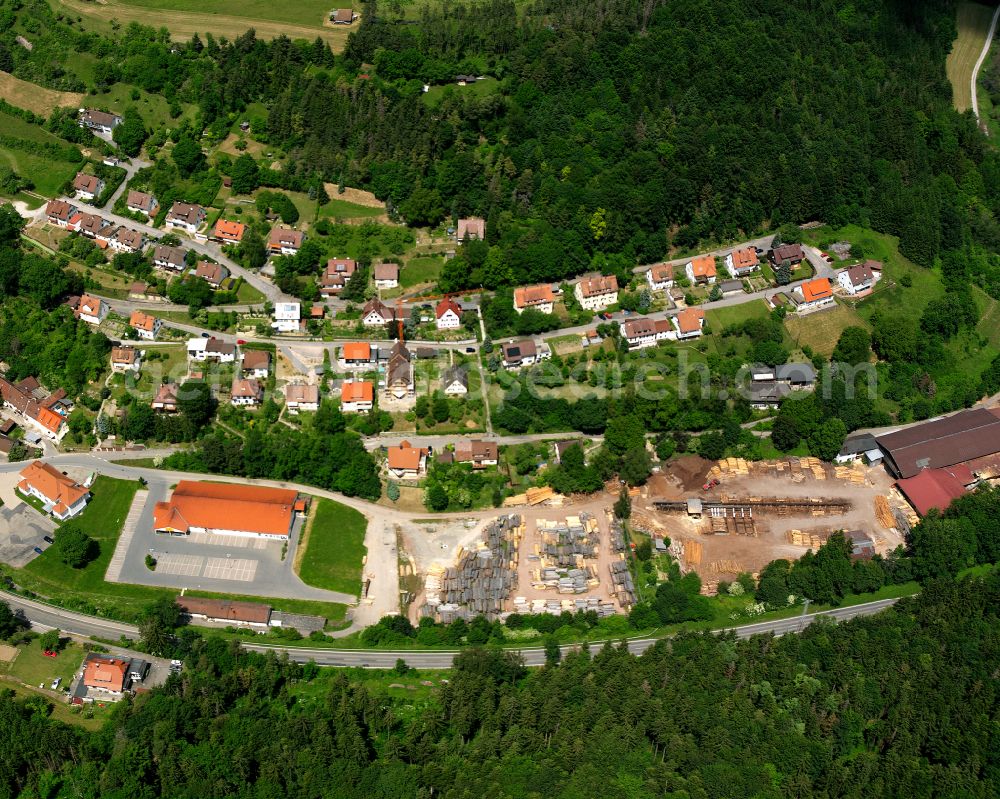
153,481 -> 299,539
18,460 -> 90,520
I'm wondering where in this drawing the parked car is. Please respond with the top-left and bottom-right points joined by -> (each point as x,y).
42,535 -> 53,544
702,478 -> 721,491
200,332 -> 210,338
465,347 -> 475,353
33,547 -> 43,555
42,650 -> 57,658
237,339 -> 246,345
50,678 -> 61,690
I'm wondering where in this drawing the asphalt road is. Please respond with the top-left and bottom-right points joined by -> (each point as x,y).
0,589 -> 900,668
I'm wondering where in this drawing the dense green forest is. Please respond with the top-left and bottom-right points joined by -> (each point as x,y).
4,0 -> 1000,289
0,572 -> 996,798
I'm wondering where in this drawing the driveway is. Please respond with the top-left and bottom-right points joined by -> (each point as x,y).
0,504 -> 56,567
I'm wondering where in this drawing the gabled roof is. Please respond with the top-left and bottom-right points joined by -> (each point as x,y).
456,217 -> 485,239
153,481 -> 297,537
675,307 -> 705,334
195,261 -> 228,284
436,297 -> 463,318
231,378 -> 263,400
646,263 -> 674,283
771,243 -> 804,262
75,295 -> 105,317
285,383 -> 319,404
688,255 -> 716,278
373,262 -> 399,281
341,381 -> 373,402
111,346 -> 138,364
18,461 -> 88,509
332,8 -> 354,22
896,466 -> 973,516
442,365 -> 469,388
129,310 -> 158,332
876,408 -> 1000,478
324,258 -> 356,276
167,201 -> 204,224
83,656 -> 128,692
843,263 -> 874,287
729,247 -> 758,270
126,190 -> 156,210
268,227 -> 304,248
241,350 -> 270,371
502,339 -> 537,360
342,342 -> 371,361
177,597 -> 271,624
362,298 -> 393,320
621,317 -> 656,339
45,199 -> 74,221
514,284 -> 555,308
387,441 -> 427,471
576,275 -> 618,297
800,277 -> 832,302
454,439 -> 498,462
214,219 -> 245,240
775,362 -> 816,383
113,228 -> 143,249
0,378 -> 65,433
153,244 -> 186,266
73,173 -> 101,193
152,383 -> 178,406
81,109 -> 120,127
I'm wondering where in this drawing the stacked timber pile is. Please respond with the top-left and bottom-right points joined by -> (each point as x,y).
532,565 -> 598,594
536,513 -> 599,567
511,595 -> 617,617
834,463 -> 867,484
609,515 -> 628,554
788,529 -> 827,548
708,458 -> 751,479
502,486 -> 559,507
425,514 -> 523,620
874,495 -> 896,529
608,559 -> 637,608
710,560 -> 744,574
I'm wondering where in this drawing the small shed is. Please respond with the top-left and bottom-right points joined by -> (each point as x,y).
686,498 -> 703,517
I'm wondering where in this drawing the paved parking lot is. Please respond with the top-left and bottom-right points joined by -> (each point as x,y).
0,504 -> 56,567
188,532 -> 269,550
156,553 -> 204,577
202,557 -> 258,581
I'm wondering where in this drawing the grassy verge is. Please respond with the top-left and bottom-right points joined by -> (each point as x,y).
296,499 -> 367,595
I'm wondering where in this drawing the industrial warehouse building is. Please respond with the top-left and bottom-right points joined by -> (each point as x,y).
153,481 -> 300,539
875,408 -> 1000,478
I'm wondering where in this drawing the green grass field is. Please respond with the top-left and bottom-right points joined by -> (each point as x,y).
423,77 -> 501,106
111,0 -> 334,26
400,256 -> 444,288
0,111 -> 80,198
705,298 -> 771,329
318,198 -> 387,220
947,2 -> 996,112
784,303 -> 867,358
296,499 -> 367,596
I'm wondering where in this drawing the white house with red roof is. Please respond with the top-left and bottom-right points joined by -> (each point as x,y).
435,298 -> 463,329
